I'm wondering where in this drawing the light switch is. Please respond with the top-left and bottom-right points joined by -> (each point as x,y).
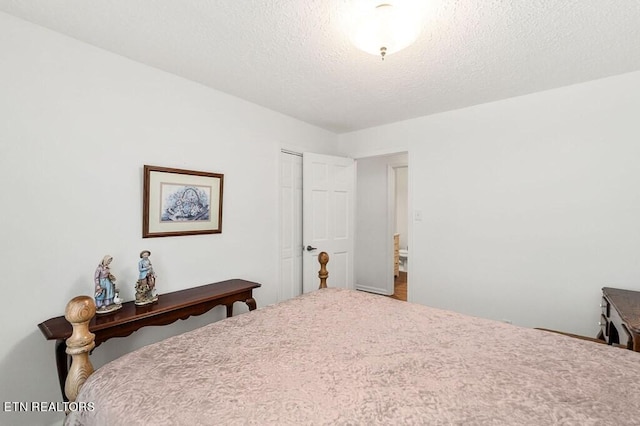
414,210 -> 423,221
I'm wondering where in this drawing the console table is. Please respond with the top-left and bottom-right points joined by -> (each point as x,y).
38,279 -> 261,400
597,287 -> 640,352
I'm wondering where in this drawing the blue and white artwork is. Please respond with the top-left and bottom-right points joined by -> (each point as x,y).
160,184 -> 211,222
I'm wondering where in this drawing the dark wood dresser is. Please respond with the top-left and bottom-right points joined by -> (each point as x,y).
598,287 -> 640,352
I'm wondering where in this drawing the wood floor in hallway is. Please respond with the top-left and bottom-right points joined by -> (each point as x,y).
389,271 -> 407,301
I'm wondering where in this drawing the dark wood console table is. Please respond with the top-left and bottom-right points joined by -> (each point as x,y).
597,287 -> 640,352
38,279 -> 261,400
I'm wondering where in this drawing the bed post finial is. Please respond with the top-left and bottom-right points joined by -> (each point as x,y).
318,251 -> 329,289
64,296 -> 96,403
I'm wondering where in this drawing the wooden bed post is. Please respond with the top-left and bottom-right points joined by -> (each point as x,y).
64,296 -> 96,403
318,252 -> 329,289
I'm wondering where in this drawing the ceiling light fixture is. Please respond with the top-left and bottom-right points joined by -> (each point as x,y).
349,2 -> 423,60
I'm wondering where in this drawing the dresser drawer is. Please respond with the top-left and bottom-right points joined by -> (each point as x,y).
601,296 -> 610,317
599,314 -> 609,338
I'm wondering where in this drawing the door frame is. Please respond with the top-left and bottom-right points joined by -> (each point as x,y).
389,161 -> 409,292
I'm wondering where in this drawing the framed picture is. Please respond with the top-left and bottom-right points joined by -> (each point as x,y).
143,165 -> 224,238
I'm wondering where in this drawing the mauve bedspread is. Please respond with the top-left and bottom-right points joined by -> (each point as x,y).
66,288 -> 640,425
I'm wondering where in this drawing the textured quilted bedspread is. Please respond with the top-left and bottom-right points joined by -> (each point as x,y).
67,288 -> 640,425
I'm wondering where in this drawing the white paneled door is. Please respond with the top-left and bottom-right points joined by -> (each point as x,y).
280,152 -> 303,301
302,153 -> 355,293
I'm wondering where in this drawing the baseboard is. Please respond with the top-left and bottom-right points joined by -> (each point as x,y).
355,284 -> 393,296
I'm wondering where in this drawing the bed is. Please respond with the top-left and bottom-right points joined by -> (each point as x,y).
64,253 -> 640,425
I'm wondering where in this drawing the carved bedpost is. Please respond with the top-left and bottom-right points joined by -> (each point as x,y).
318,251 -> 329,289
64,296 -> 96,403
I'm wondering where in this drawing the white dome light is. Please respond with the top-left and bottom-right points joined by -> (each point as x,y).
349,2 -> 423,60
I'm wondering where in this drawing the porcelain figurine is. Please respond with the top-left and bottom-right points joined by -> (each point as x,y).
135,250 -> 158,306
94,255 -> 122,314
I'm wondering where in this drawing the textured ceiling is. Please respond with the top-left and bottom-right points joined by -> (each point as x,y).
1,0 -> 639,133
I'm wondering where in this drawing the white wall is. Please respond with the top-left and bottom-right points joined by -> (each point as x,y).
340,71 -> 640,337
0,12 -> 338,426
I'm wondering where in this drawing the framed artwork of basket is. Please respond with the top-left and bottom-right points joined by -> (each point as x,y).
143,165 -> 224,238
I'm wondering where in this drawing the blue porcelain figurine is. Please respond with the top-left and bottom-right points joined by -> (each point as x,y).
135,250 -> 158,305
94,255 -> 122,314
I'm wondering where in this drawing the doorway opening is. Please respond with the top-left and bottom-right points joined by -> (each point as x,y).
354,152 -> 408,299
280,149 -> 407,302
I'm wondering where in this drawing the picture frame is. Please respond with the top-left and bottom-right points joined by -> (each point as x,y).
143,165 -> 224,238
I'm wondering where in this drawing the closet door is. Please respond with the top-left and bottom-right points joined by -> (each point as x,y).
302,152 -> 355,293
280,152 -> 303,301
